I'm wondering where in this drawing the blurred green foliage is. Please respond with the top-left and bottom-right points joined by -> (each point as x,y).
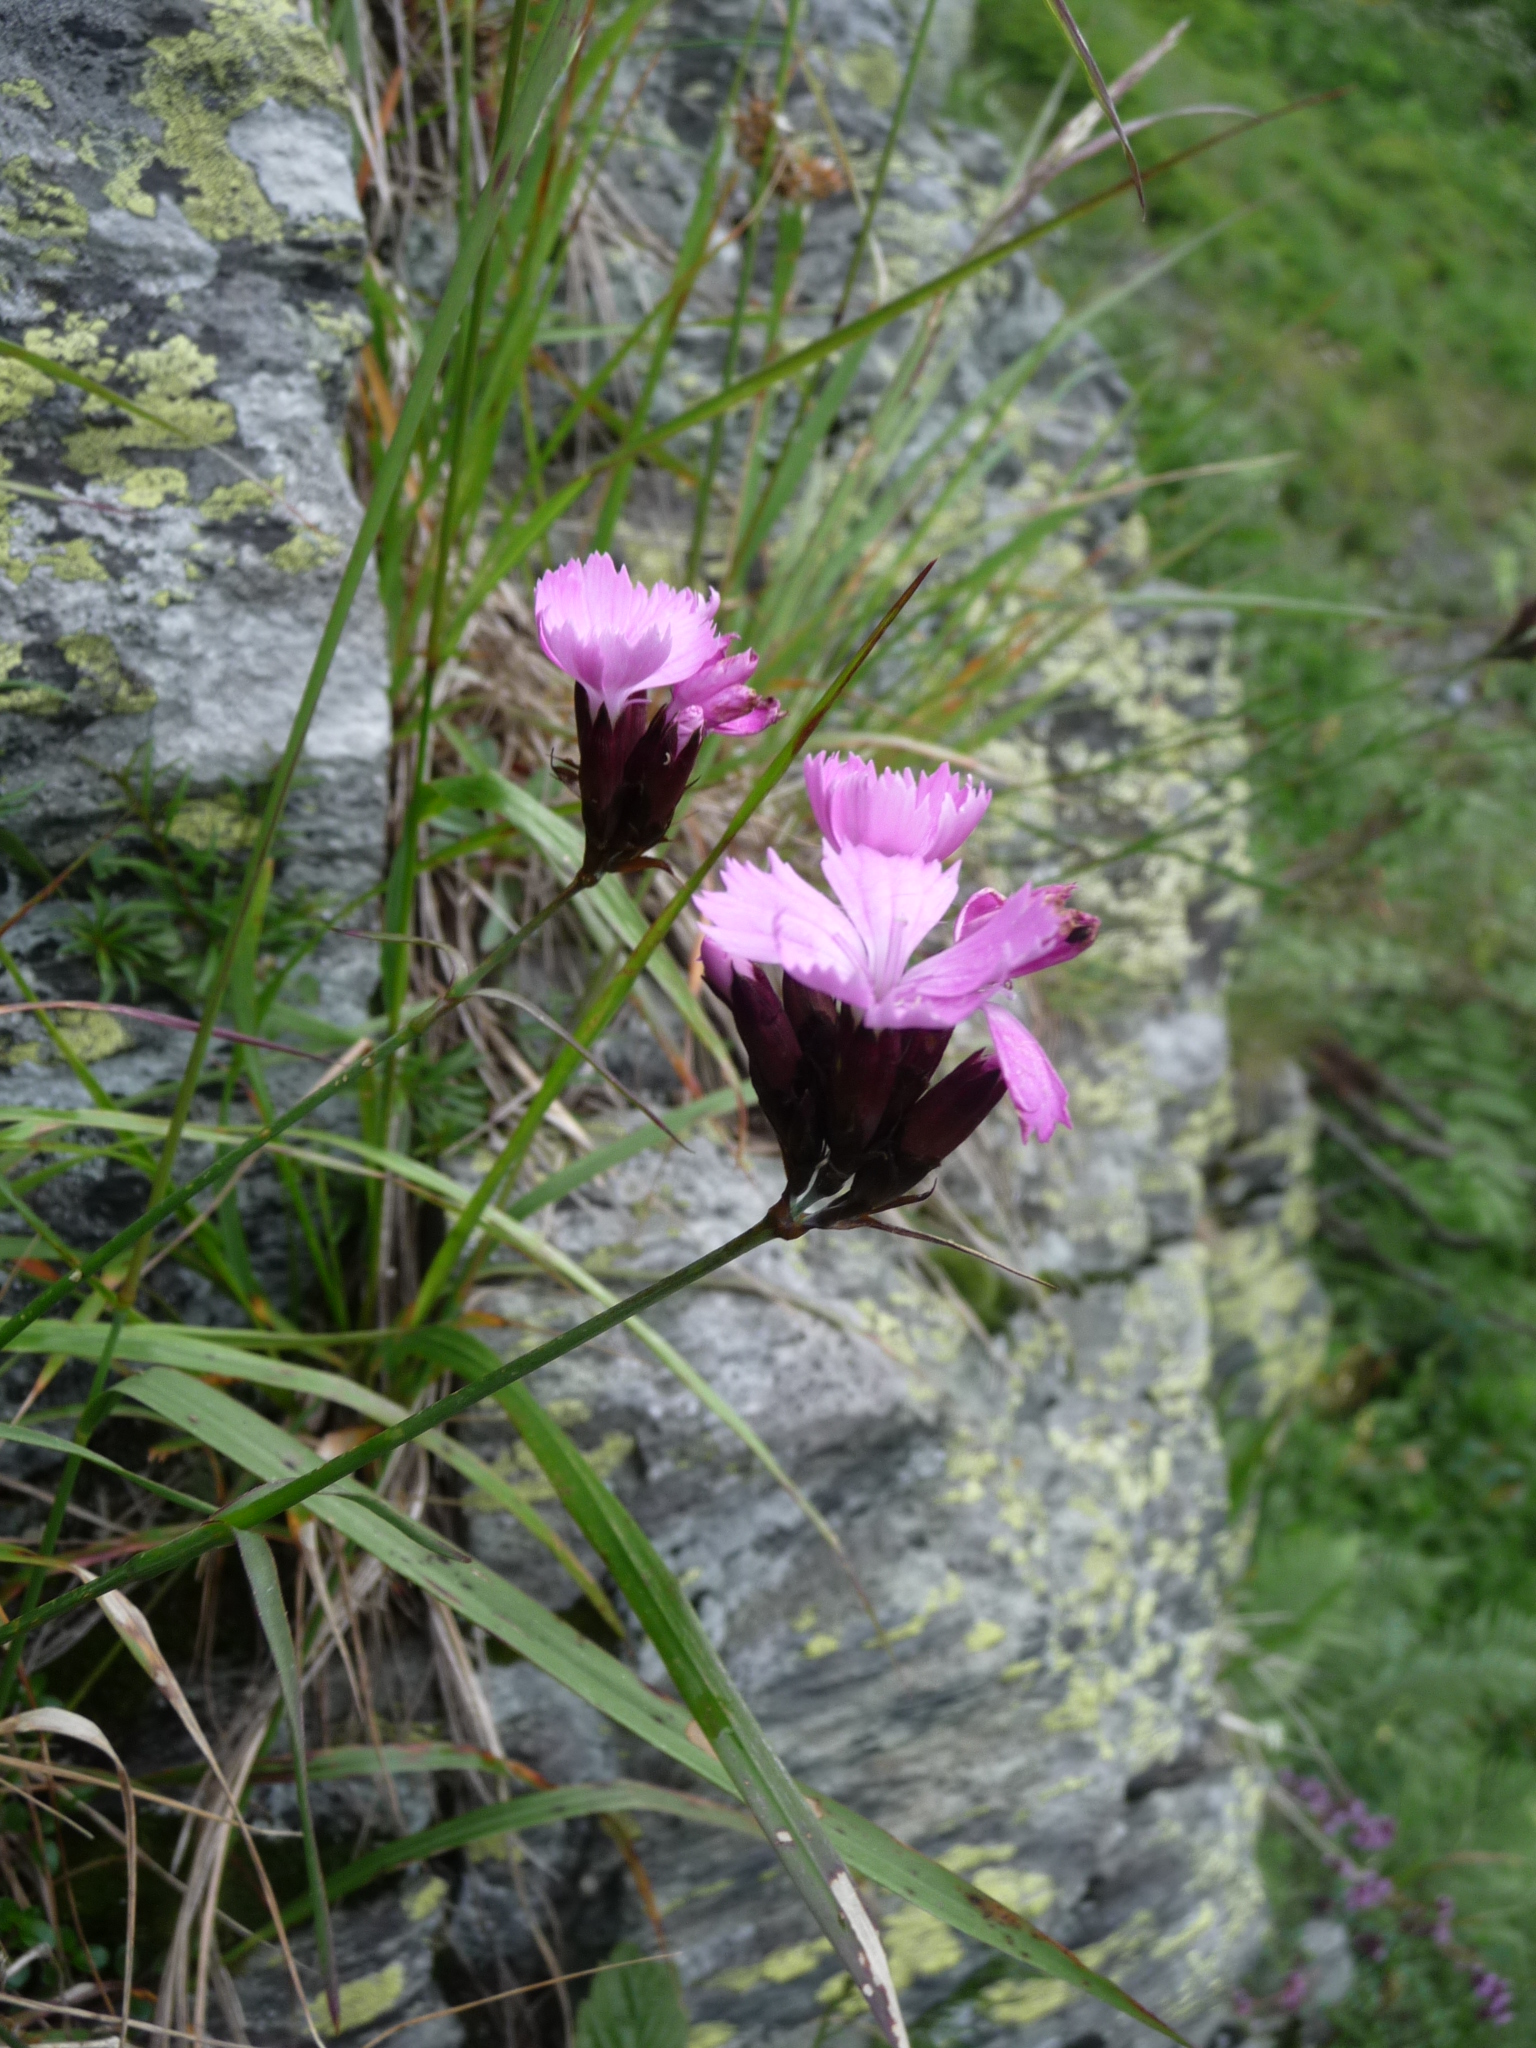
963,0 -> 1536,2030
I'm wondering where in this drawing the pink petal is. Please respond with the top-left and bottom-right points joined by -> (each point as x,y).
699,853 -> 876,1012
954,888 -> 1006,941
534,553 -> 730,718
803,752 -> 991,860
670,648 -> 780,736
985,1004 -> 1071,1143
868,884 -> 1065,1029
820,845 -> 959,1007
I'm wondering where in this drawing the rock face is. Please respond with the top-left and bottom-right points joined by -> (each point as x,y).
1,3 -> 1328,2044
460,1135 -> 1266,2047
0,0 -> 388,1102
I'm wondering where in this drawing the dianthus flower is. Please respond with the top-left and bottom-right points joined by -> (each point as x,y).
699,751 -> 1097,1230
535,553 -> 780,881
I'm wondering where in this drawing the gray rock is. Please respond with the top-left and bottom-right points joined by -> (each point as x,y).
1296,1916 -> 1354,2010
0,0 -> 387,1106
237,1872 -> 465,2048
460,1140 -> 1265,2045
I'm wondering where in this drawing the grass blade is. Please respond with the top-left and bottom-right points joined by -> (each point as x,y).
496,1378 -> 910,2048
235,1531 -> 340,2032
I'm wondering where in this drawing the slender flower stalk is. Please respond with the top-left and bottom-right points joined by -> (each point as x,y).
0,1215 -> 780,1651
700,750 -> 1098,1229
536,552 -> 780,881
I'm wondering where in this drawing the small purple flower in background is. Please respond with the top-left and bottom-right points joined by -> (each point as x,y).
1350,1811 -> 1397,1852
1280,1771 -> 1339,1824
1345,1871 -> 1395,1913
700,750 -> 1098,1230
1474,1972 -> 1515,2026
1278,1970 -> 1310,2012
1354,1930 -> 1389,1964
1433,1894 -> 1457,1949
535,553 -> 780,882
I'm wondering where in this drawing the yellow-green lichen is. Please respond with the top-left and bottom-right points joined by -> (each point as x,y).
60,333 -> 235,485
307,299 -> 369,346
268,527 -> 342,573
0,157 -> 88,263
880,1902 -> 964,1988
167,795 -> 258,852
471,1430 -> 633,1508
0,355 -> 55,426
963,1618 -> 1007,1654
2,79 -> 52,112
402,1876 -> 447,1923
711,1937 -> 831,1993
134,0 -> 345,245
687,2028 -> 735,2048
802,1631 -> 840,1659
869,1570 -> 963,1648
198,476 -> 283,522
58,632 -> 157,714
15,1010 -> 134,1066
1208,1221 -> 1329,1415
119,465 -> 188,509
1,518 -> 109,586
309,1961 -> 406,2038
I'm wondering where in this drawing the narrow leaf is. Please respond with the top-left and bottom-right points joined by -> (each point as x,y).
497,1380 -> 910,2048
236,1531 -> 340,2030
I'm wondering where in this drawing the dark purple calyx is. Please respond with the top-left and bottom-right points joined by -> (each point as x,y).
707,956 -> 1005,1229
563,685 -> 702,882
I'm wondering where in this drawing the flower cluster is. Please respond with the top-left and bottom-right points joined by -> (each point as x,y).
699,752 -> 1098,1230
1267,1773 -> 1514,2028
1285,1773 -> 1397,1852
535,553 -> 780,882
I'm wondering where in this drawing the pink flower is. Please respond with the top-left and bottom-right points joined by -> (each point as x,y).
536,553 -> 738,718
804,752 -> 991,860
698,751 -> 1098,1228
533,553 -> 779,879
700,841 -> 1093,1146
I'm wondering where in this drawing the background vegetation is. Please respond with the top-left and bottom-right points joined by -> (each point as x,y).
961,0 -> 1536,2033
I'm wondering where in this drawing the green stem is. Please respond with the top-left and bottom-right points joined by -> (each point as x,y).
378,0 -> 533,1131
685,0 -> 802,583
0,878 -> 584,1356
0,1216 -> 779,1651
0,1313 -> 124,1713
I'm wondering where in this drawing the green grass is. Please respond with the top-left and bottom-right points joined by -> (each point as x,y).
963,0 -> 1536,586
962,0 -> 1536,2033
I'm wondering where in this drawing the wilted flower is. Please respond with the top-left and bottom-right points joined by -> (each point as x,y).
536,553 -> 780,882
699,751 -> 1097,1230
